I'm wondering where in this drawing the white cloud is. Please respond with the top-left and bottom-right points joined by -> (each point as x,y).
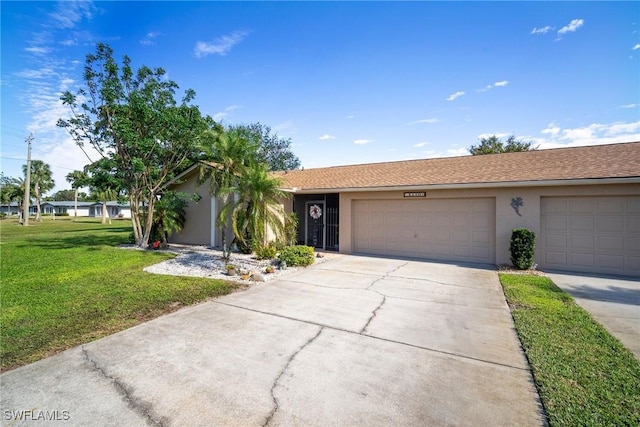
478,80 -> 509,92
140,31 -> 163,46
541,123 -> 561,136
353,139 -> 371,145
558,19 -> 584,35
413,142 -> 429,148
194,31 -> 249,58
446,147 -> 469,157
446,91 -> 465,101
633,44 -> 640,50
49,0 -> 96,30
531,26 -> 553,35
319,134 -> 335,140
25,46 -> 50,55
346,115 -> 355,119
406,118 -> 439,125
212,105 -> 240,122
619,103 -> 638,109
533,120 -> 640,150
476,132 -> 511,140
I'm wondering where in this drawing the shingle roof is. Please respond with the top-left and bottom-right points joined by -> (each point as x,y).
273,142 -> 640,192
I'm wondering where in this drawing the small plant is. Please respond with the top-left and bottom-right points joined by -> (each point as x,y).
225,264 -> 237,276
510,228 -> 536,270
265,265 -> 275,274
284,212 -> 299,246
255,243 -> 277,260
278,245 -> 315,267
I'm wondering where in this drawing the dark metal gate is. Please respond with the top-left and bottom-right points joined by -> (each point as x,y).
326,207 -> 339,250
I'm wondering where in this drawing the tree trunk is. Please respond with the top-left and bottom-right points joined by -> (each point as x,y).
101,201 -> 109,224
141,197 -> 155,248
129,195 -> 142,244
35,183 -> 42,222
74,189 -> 78,222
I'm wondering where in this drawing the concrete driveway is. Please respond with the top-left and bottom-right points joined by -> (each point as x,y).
547,271 -> 640,360
1,255 -> 544,426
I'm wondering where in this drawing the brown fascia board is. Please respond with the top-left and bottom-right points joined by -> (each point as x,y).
281,177 -> 640,194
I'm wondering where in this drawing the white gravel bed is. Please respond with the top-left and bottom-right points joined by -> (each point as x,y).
131,244 -> 335,283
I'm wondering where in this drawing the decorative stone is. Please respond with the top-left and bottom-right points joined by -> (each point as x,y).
250,273 -> 266,282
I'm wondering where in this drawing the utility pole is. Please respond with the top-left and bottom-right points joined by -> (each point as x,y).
22,134 -> 33,226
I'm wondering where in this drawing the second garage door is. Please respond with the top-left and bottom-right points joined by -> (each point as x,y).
540,196 -> 640,276
353,198 -> 495,264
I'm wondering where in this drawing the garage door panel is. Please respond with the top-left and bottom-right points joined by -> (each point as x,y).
544,216 -> 566,232
598,236 -> 624,251
597,254 -> 624,269
570,235 -> 594,251
598,198 -> 625,213
541,196 -> 640,276
353,198 -> 495,264
569,199 -> 595,214
597,216 -> 624,233
569,217 -> 595,232
472,231 -> 490,245
545,234 -> 567,249
545,251 -> 567,266
571,253 -> 595,267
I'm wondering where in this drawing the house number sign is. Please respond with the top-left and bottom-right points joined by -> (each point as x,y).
404,192 -> 426,198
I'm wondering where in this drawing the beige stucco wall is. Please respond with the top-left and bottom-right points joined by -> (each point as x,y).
168,173 -> 212,246
336,183 -> 639,267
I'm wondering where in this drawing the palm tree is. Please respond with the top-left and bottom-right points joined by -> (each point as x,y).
91,187 -> 117,224
0,176 -> 25,218
199,126 -> 260,258
23,160 -> 54,222
220,164 -> 288,247
66,170 -> 88,222
151,192 -> 189,246
199,126 -> 290,252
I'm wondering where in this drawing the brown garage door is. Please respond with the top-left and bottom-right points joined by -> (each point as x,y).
540,196 -> 640,276
353,198 -> 495,264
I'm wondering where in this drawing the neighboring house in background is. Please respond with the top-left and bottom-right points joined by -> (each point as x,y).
0,203 -> 28,215
3,201 -> 131,219
170,142 -> 640,277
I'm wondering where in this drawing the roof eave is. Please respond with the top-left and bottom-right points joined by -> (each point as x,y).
281,177 -> 640,194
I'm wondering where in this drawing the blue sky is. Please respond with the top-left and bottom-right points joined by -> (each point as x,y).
2,1 -> 639,192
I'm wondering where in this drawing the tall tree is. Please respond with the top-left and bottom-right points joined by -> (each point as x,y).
199,126 -> 289,254
469,135 -> 536,155
229,123 -> 301,171
219,164 -> 288,247
22,160 -> 54,221
84,158 -> 123,225
66,170 -> 89,221
0,175 -> 25,215
58,43 -> 209,246
198,126 -> 261,258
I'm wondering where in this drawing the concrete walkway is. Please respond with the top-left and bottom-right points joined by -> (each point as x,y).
1,255 -> 545,426
547,271 -> 640,360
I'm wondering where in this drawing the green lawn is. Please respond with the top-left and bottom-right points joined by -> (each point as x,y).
500,274 -> 640,426
1,218 -> 236,371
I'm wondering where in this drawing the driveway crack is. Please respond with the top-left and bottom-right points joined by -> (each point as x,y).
360,295 -> 386,334
263,327 -> 324,427
366,262 -> 409,290
81,346 -> 165,427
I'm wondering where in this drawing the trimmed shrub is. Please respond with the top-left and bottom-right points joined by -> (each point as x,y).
279,245 -> 315,267
254,243 -> 277,260
510,228 -> 536,270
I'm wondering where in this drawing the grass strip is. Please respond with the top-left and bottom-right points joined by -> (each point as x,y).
1,218 -> 237,371
500,274 -> 640,426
